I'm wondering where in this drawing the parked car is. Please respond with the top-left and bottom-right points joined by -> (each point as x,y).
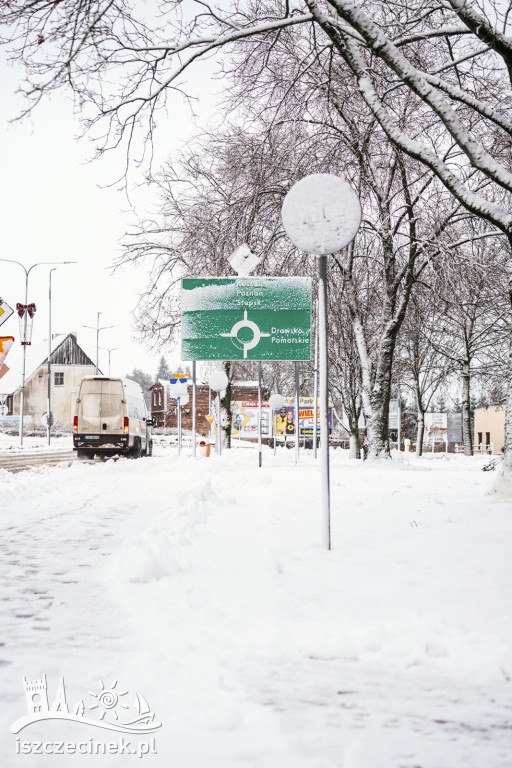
73,376 -> 153,459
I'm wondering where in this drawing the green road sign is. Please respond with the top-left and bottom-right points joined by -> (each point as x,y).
181,277 -> 312,361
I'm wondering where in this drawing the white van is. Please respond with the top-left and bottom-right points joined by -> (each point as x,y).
73,376 -> 153,459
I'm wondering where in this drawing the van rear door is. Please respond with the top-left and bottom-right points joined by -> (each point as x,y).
78,379 -> 125,434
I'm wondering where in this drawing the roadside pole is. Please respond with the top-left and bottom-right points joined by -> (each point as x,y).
209,370 -> 228,457
192,361 -> 196,457
282,173 -> 362,551
294,362 -> 300,466
313,300 -> 319,458
177,398 -> 182,456
258,361 -> 262,468
269,394 -> 285,458
217,392 -> 222,456
397,392 -> 401,453
318,255 -> 331,549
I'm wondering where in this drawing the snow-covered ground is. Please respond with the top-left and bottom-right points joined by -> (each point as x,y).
0,433 -> 72,454
0,440 -> 511,767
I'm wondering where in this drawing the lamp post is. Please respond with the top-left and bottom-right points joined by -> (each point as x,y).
46,268 -> 57,446
81,312 -> 116,374
46,263 -> 78,445
0,258 -> 76,447
99,347 -> 118,376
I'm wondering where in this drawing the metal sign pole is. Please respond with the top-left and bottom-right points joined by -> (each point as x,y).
282,173 -> 361,551
313,299 -> 319,458
209,383 -> 212,442
192,361 -> 197,457
273,411 -> 277,456
397,390 -> 401,453
47,270 -> 54,445
19,274 -> 29,447
177,398 -> 182,456
294,361 -> 300,466
258,361 -> 262,468
217,392 -> 222,456
318,256 -> 331,550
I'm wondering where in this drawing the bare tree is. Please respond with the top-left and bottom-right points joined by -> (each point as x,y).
3,0 -> 512,468
428,239 -> 509,455
398,290 -> 453,456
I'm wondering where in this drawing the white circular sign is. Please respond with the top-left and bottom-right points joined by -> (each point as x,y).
268,394 -> 285,411
41,411 -> 56,427
282,173 -> 362,255
209,371 -> 228,392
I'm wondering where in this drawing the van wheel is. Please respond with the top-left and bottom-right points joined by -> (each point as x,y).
76,450 -> 89,460
148,440 -> 153,456
131,439 -> 142,459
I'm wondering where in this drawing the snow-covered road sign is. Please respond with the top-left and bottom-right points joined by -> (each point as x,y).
0,298 -> 14,327
0,337 -> 14,365
169,373 -> 188,395
181,277 -> 311,361
228,244 -> 261,276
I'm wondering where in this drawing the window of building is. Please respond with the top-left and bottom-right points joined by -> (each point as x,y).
54,372 -> 64,386
486,432 -> 491,446
478,432 -> 482,446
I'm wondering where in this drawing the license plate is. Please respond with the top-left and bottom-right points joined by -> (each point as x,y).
85,435 -> 100,440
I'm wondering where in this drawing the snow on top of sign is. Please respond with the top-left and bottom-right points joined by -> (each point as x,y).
282,173 -> 362,255
182,277 -> 312,313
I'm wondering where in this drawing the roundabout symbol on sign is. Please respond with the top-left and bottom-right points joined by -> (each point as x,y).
220,310 -> 270,359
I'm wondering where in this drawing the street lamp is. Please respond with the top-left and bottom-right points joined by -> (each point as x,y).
81,312 -> 116,374
0,258 -> 76,447
47,263 -> 77,445
99,347 -> 118,376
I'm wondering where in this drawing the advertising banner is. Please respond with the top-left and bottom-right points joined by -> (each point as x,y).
275,403 -> 333,436
231,401 -> 270,437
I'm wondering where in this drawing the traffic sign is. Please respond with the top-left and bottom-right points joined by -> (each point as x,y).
0,298 -> 14,327
206,414 -> 215,424
169,373 -> 188,397
181,277 -> 312,361
173,393 -> 189,407
41,411 -> 56,427
0,337 -> 14,366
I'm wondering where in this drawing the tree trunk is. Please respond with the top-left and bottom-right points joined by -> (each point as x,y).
349,431 -> 361,459
416,411 -> 425,457
461,362 -> 473,456
362,335 -> 394,459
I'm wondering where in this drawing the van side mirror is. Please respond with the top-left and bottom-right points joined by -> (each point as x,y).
147,418 -> 154,427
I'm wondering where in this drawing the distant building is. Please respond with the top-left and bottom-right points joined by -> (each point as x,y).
6,333 -> 97,426
473,406 -> 505,455
150,380 -> 171,427
152,381 -> 269,434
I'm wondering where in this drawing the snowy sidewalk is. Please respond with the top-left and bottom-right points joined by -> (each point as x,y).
0,448 -> 511,766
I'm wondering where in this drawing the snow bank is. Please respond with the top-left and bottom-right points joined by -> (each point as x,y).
0,445 -> 511,767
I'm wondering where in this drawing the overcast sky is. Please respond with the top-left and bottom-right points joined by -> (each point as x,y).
0,55 -> 217,393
